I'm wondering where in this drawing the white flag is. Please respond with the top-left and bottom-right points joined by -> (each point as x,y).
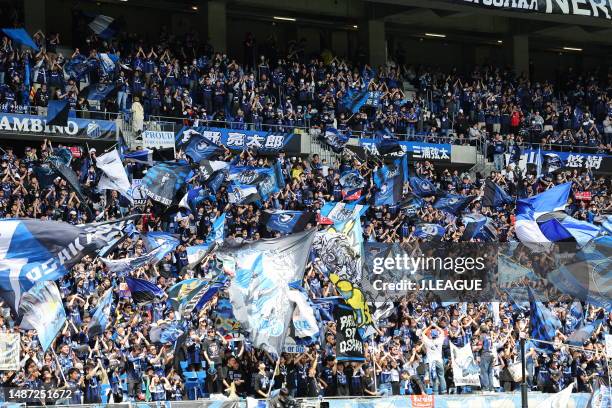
535,383 -> 574,408
0,333 -> 20,370
96,149 -> 132,202
287,289 -> 319,340
450,342 -> 481,387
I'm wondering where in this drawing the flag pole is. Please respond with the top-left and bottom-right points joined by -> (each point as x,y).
50,346 -> 68,384
519,334 -> 528,408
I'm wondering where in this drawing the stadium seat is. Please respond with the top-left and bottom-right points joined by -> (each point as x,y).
183,371 -> 200,399
196,370 -> 207,396
179,360 -> 189,372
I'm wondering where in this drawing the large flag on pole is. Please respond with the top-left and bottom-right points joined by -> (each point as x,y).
19,281 -> 66,351
140,161 -> 191,205
515,182 -> 572,244
0,217 -> 133,310
96,149 -> 132,202
216,229 -> 316,355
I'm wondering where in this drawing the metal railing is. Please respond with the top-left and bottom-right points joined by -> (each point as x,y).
6,105 -> 123,122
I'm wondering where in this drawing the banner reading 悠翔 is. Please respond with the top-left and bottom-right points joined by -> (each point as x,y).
142,130 -> 176,150
519,149 -> 612,174
0,333 -> 20,370
440,0 -> 612,21
334,304 -> 365,362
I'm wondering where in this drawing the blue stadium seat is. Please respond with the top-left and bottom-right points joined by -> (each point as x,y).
179,360 -> 189,372
196,370 -> 207,396
183,371 -> 200,399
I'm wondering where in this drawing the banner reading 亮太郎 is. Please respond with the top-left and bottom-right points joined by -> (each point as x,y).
176,126 -> 299,154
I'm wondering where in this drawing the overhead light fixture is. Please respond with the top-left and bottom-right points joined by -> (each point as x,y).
118,0 -> 128,2
191,5 -> 198,10
425,33 -> 446,38
352,25 -> 358,29
563,46 -> 582,51
273,16 -> 296,22
497,40 -> 503,43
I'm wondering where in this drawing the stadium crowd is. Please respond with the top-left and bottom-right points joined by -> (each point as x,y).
0,29 -> 610,157
0,27 -> 609,406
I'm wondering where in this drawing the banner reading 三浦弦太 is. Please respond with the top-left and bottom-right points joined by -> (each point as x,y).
359,139 -> 452,162
440,0 -> 612,20
176,126 -> 300,154
0,112 -> 117,140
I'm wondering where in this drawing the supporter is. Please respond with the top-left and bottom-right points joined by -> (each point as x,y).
0,22 -> 610,406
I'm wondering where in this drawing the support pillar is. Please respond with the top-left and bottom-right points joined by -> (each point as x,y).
208,1 -> 227,53
512,34 -> 529,79
368,19 -> 386,68
24,0 -> 46,35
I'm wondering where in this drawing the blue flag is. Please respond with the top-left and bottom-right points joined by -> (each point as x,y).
262,210 -> 316,234
0,218 -> 132,310
229,166 -> 280,202
482,179 -> 513,208
227,182 -> 260,204
125,277 -> 164,305
567,311 -> 604,346
1,28 -> 38,50
538,213 -> 601,247
101,244 -> 166,276
567,301 -> 584,332
88,289 -> 114,337
182,129 -> 224,162
217,229 -> 316,356
433,194 -> 475,215
373,157 -> 407,206
206,213 -> 226,244
124,149 -> 153,166
140,161 -> 191,205
414,223 -> 446,241
409,177 -> 440,197
19,281 -> 66,351
461,214 -> 488,241
321,127 -> 349,153
528,287 -> 561,351
46,100 -> 70,127
64,54 -> 91,80
186,243 -> 213,266
143,232 -> 180,263
342,88 -> 369,113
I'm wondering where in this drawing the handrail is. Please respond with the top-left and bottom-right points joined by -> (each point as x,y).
0,105 -> 123,122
